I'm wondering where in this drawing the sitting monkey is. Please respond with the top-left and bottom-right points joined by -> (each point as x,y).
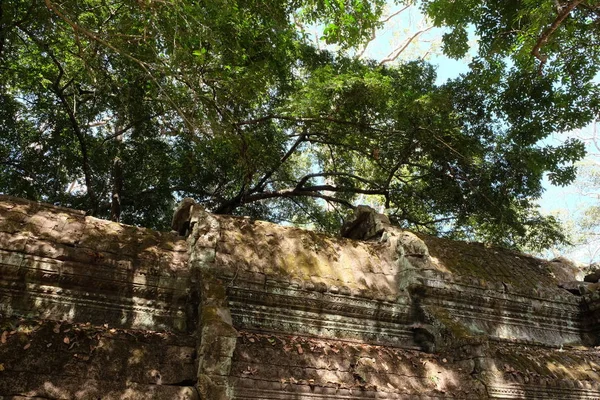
171,198 -> 196,236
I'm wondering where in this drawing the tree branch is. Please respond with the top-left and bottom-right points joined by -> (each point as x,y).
110,124 -> 123,222
295,172 -> 381,190
304,137 -> 382,163
531,0 -> 583,70
1,160 -> 33,178
299,185 -> 387,195
356,4 -> 413,59
235,114 -> 399,134
17,25 -> 98,214
101,114 -> 160,144
382,4 -> 412,24
384,160 -> 407,208
0,2 -> 35,60
390,211 -> 456,228
240,189 -> 356,209
250,133 -> 306,193
50,61 -> 98,214
379,26 -> 433,65
215,178 -> 390,215
43,0 -> 195,131
289,197 -> 329,231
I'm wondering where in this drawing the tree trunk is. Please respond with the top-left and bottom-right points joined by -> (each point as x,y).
110,124 -> 123,222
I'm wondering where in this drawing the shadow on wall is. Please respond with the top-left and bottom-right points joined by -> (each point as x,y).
0,315 -> 198,399
216,216 -> 414,346
0,197 -> 191,332
216,212 -> 600,399
228,330 -> 482,398
0,197 -> 199,398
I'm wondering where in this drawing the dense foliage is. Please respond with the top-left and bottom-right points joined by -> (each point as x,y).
1,0 -> 598,250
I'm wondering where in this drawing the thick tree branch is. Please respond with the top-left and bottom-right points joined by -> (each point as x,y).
250,133 -> 306,193
295,172 -> 380,190
215,178 -> 389,215
531,0 -> 583,70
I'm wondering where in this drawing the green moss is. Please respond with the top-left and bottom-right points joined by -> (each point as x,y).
201,307 -> 221,324
200,306 -> 236,337
426,305 -> 474,340
200,272 -> 227,299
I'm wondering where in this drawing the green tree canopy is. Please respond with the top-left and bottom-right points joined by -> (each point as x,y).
1,0 -> 597,250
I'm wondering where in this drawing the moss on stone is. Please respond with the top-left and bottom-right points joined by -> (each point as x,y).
425,305 -> 477,340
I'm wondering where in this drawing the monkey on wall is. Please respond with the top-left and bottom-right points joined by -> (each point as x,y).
171,198 -> 196,236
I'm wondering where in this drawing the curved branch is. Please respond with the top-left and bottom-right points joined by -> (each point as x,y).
240,189 -> 356,209
379,26 -> 433,65
531,0 -> 583,70
295,172 -> 380,189
215,180 -> 389,215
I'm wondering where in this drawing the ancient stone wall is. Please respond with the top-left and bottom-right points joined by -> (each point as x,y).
1,196 -> 600,399
0,196 -> 196,399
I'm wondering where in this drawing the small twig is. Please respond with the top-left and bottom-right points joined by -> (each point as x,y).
379,26 -> 433,65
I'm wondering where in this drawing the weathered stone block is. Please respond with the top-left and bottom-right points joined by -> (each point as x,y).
0,231 -> 30,252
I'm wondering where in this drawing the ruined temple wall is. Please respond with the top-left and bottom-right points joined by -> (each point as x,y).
193,209 -> 585,348
415,235 -> 585,348
212,215 -> 416,344
187,206 -> 600,399
0,196 -> 190,331
0,196 -> 198,399
2,197 -> 600,400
